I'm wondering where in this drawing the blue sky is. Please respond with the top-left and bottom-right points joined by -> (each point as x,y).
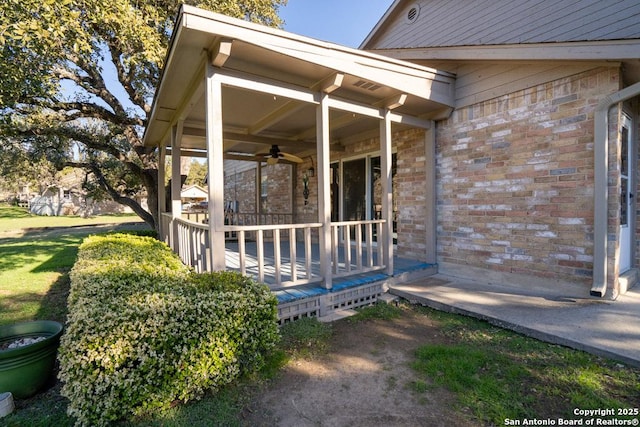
279,0 -> 394,48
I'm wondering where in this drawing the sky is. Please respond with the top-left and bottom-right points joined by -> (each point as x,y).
278,0 -> 395,48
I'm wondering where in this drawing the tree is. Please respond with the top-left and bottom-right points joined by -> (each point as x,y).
185,160 -> 208,187
0,0 -> 286,229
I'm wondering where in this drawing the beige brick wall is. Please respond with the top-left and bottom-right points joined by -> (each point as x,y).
436,67 -> 621,284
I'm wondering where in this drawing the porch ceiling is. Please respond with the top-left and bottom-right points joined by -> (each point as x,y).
143,5 -> 456,160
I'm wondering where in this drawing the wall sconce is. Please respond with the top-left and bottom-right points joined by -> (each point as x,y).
302,173 -> 309,205
307,156 -> 315,177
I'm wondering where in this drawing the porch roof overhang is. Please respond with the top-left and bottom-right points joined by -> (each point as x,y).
143,5 -> 456,159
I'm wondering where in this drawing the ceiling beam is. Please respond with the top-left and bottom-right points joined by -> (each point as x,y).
247,72 -> 344,134
248,102 -> 306,134
181,125 -> 315,148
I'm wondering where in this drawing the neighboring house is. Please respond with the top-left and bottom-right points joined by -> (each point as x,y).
28,169 -> 144,216
181,184 -> 208,205
144,3 -> 639,322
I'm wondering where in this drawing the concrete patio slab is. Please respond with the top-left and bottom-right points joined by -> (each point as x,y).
389,274 -> 640,368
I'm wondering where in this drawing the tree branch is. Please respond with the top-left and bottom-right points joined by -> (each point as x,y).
106,41 -> 151,114
48,101 -> 143,127
66,160 -> 155,227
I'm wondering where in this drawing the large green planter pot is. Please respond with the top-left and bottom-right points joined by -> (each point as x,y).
0,320 -> 63,399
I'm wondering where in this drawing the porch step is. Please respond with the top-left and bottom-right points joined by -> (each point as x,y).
619,268 -> 639,295
378,293 -> 399,305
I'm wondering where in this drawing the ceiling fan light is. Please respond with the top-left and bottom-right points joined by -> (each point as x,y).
267,157 -> 278,165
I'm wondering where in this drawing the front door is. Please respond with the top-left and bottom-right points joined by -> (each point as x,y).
619,113 -> 633,273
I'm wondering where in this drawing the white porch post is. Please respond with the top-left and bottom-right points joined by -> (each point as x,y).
424,124 -> 437,265
205,62 -> 226,271
380,109 -> 394,274
317,92 -> 332,289
170,122 -> 184,249
157,142 -> 166,240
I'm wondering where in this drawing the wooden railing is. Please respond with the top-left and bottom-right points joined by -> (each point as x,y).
330,220 -> 386,277
181,211 -> 294,240
226,222 -> 322,286
182,211 -> 208,224
176,218 -> 210,273
161,212 -> 387,287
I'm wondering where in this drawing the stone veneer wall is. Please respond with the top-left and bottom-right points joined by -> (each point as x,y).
435,67 -> 621,285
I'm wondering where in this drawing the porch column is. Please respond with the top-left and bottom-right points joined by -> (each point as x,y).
205,62 -> 226,271
170,122 -> 184,249
157,142 -> 166,239
424,124 -> 437,265
317,92 -> 332,289
380,109 -> 394,275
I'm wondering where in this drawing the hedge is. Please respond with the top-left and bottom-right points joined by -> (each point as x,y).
58,233 -> 280,426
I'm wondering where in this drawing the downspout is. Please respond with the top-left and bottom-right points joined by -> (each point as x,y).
591,81 -> 640,297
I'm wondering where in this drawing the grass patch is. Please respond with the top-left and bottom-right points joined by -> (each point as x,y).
0,204 -> 141,234
0,232 -> 87,326
279,317 -> 333,358
0,205 -> 149,326
410,305 -> 640,425
127,386 -> 244,427
348,302 -> 403,321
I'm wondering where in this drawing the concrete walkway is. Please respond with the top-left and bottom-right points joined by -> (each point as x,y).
389,273 -> 640,368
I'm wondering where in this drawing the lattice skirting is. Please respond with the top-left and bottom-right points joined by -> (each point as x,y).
325,282 -> 383,311
277,296 -> 321,324
277,282 -> 384,324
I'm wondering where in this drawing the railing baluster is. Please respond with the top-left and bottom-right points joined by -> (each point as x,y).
344,224 -> 351,273
376,222 -> 383,267
238,230 -> 246,275
305,227 -> 312,279
274,229 -> 281,285
197,229 -> 205,273
289,227 -> 297,283
257,230 -> 264,283
331,224 -> 338,274
356,223 -> 363,270
366,222 -> 373,267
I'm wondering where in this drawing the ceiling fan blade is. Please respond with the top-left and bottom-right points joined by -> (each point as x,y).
280,152 -> 304,163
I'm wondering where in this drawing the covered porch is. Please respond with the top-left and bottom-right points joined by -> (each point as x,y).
144,5 -> 455,315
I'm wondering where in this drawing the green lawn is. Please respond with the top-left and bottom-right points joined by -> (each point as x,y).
0,205 -> 145,325
0,204 -> 142,234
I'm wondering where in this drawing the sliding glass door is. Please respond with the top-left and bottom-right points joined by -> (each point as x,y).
331,153 -> 397,243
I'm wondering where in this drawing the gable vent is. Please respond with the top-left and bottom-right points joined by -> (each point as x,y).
353,79 -> 382,92
406,3 -> 420,24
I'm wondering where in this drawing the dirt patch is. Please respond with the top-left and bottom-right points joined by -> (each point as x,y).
242,307 -> 477,427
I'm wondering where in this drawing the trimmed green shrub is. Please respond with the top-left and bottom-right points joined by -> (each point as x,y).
58,234 -> 279,426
